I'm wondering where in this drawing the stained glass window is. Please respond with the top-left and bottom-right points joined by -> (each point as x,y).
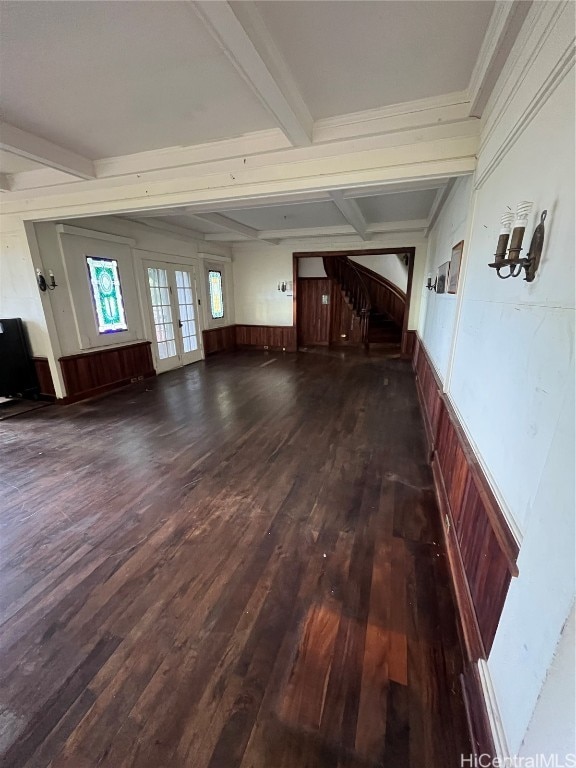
86,257 -> 128,333
208,270 -> 224,320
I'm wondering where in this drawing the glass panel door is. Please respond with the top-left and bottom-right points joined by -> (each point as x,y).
147,266 -> 180,372
145,262 -> 204,372
175,269 -> 202,365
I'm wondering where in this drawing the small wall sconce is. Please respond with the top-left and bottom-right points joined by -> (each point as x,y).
36,268 -> 57,292
426,276 -> 437,291
277,280 -> 293,293
488,202 -> 547,281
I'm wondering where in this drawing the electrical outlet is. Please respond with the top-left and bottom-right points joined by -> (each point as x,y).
130,377 -> 137,383
263,345 -> 269,350
137,375 -> 144,381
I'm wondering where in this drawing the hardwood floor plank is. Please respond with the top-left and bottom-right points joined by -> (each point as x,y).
0,351 -> 470,767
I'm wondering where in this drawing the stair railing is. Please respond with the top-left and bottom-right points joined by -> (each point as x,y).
323,256 -> 371,344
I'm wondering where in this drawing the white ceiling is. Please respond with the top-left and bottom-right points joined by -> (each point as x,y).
356,189 -> 438,223
256,1 -> 494,119
0,1 -> 274,158
224,201 -> 348,231
0,0 -> 521,244
127,183 -> 446,242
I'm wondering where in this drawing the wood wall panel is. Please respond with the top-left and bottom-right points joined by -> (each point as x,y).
59,341 -> 155,403
329,282 -> 363,345
297,278 -> 331,345
412,333 -> 518,765
203,326 -> 237,356
412,334 -> 518,659
235,325 -> 297,352
31,357 -> 56,399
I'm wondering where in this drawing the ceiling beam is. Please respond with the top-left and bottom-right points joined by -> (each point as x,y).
425,179 -> 456,236
205,219 -> 428,242
330,191 -> 371,240
0,173 -> 11,192
191,212 -> 279,245
190,1 -> 312,146
468,1 -> 532,117
0,122 -> 95,180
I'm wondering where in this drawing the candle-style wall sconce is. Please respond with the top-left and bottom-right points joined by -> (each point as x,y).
36,268 -> 58,292
488,201 -> 547,282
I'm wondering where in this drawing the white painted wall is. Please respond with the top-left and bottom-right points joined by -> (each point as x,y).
298,257 -> 326,277
417,3 -> 575,756
30,217 -> 232,389
0,230 -> 49,356
419,176 -> 472,381
519,603 -> 575,761
349,253 -> 408,291
233,234 -> 427,328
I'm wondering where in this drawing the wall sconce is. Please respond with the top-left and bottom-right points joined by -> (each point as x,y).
426,276 -> 437,291
36,268 -> 57,292
277,280 -> 293,293
488,202 -> 547,282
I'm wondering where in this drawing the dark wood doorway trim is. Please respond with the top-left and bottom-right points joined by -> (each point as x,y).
293,247 -> 416,357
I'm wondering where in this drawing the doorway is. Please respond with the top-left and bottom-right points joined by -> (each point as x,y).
144,261 -> 203,372
294,248 -> 415,356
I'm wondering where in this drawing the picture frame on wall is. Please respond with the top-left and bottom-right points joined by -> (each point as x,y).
448,240 -> 464,294
436,261 -> 450,294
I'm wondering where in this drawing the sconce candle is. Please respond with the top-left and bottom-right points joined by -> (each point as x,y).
495,211 -> 514,260
508,201 -> 533,260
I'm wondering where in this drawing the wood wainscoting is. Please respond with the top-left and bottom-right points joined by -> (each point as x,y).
59,341 -> 155,403
202,326 -> 237,356
31,357 -> 56,399
235,325 -> 297,352
412,334 -> 519,759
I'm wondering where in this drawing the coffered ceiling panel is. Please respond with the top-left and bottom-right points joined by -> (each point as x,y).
0,1 -> 275,159
223,201 -> 348,231
357,189 -> 439,223
256,0 -> 494,118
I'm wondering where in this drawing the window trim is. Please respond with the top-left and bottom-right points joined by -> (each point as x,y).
86,256 -> 128,334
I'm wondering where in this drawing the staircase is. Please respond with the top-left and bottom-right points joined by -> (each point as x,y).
323,256 -> 371,344
323,255 -> 405,350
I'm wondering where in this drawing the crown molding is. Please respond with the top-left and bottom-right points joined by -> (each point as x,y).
95,129 -> 290,179
475,1 -> 575,189
467,1 -> 533,118
313,92 -> 473,143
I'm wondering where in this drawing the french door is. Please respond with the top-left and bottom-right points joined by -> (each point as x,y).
145,262 -> 203,372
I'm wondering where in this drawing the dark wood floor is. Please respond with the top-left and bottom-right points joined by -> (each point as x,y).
0,349 -> 469,768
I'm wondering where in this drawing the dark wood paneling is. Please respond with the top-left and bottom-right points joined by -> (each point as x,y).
59,341 -> 155,403
235,325 -> 297,352
329,281 -> 363,345
31,357 -> 56,399
202,326 -> 237,356
296,278 -> 331,345
412,334 -> 518,659
403,329 -> 416,361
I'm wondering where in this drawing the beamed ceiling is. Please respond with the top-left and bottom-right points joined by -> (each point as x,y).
0,0 -> 529,242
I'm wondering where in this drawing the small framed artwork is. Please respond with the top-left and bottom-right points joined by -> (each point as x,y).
436,261 -> 450,294
448,240 -> 464,294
